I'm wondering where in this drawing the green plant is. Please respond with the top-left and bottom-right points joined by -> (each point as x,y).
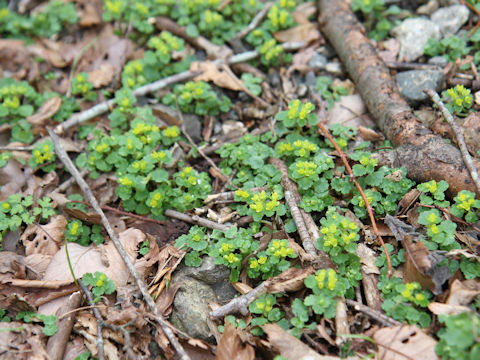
16,311 -> 58,336
425,35 -> 471,64
0,195 -> 55,249
417,180 -> 450,208
218,315 -> 247,333
275,100 -> 317,129
436,312 -> 480,360
0,0 -> 78,39
440,85 -> 474,117
450,190 -> 480,222
0,308 -> 10,322
82,272 -> 116,303
71,73 -> 96,101
65,220 -> 104,246
175,226 -> 209,266
303,268 -> 347,318
417,209 -> 458,250
234,188 -> 287,222
351,0 -> 400,41
315,76 -> 348,110
241,73 -> 263,96
378,276 -> 431,327
247,238 -> 297,279
249,293 -> 289,335
162,81 -> 231,116
28,139 -> 56,172
74,351 -> 93,360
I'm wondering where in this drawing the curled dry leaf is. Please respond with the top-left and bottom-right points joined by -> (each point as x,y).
446,279 -> 480,306
266,267 -> 315,293
428,301 -> 473,316
0,159 -> 28,201
0,251 -> 26,282
292,1 -> 317,24
356,243 -> 380,275
217,320 -> 255,360
27,96 -> 62,127
87,63 -> 115,88
0,322 -> 49,359
357,125 -> 385,142
373,325 -> 439,360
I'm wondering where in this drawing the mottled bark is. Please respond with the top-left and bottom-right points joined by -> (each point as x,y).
318,0 -> 480,196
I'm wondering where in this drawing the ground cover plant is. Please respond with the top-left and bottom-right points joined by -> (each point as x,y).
0,0 -> 479,359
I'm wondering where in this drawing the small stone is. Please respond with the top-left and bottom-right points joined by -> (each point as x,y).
304,71 -> 316,88
431,5 -> 469,37
297,84 -> 308,97
396,69 -> 445,103
182,113 -> 202,143
307,53 -> 327,70
392,18 -> 441,62
428,56 -> 448,67
325,62 -> 343,76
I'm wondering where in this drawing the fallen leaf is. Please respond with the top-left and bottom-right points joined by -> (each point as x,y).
428,302 -> 473,316
217,320 -> 255,360
21,215 -> 67,257
0,322 -> 49,359
358,126 -> 384,142
87,63 -> 115,88
27,96 -> 62,127
356,243 -> 380,275
274,23 -> 320,44
292,2 -> 317,24
262,323 -> 348,360
267,267 -> 314,293
0,251 -> 26,282
373,325 -> 439,360
446,279 -> 480,306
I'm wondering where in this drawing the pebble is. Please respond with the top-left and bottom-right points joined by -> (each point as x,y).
396,69 -> 445,103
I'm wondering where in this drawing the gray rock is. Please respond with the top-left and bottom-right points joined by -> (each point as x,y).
304,71 -> 316,88
428,55 -> 448,67
170,256 -> 237,341
307,53 -> 327,70
431,5 -> 469,37
325,62 -> 343,76
182,113 -> 202,143
396,70 -> 445,103
392,18 -> 441,61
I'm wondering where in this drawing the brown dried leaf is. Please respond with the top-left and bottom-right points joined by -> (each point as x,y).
396,188 -> 420,216
0,252 -> 26,282
192,62 -> 245,92
267,267 -> 314,293
63,207 -> 102,225
292,2 -> 317,24
78,0 -> 102,27
155,282 -> 181,316
373,325 -> 439,360
0,322 -> 49,359
358,125 -> 384,141
87,63 -> 115,88
356,243 -> 380,275
27,96 -> 61,126
274,23 -> 320,44
446,279 -> 480,306
21,215 -> 68,256
232,282 -> 253,295
263,323 -> 344,360
428,302 -> 473,316
217,320 -> 255,360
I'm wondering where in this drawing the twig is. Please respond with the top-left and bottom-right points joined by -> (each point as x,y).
204,186 -> 268,204
0,145 -> 33,151
209,281 -> 270,319
77,279 -> 106,360
48,129 -> 191,360
233,2 -> 274,40
164,209 -> 231,232
52,169 -> 89,194
317,122 -> 392,275
424,88 -> 480,195
345,299 -> 400,327
54,42 -> 305,134
417,203 -> 480,235
268,158 -> 317,257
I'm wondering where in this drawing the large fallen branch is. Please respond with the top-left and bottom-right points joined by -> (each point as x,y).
318,0 -> 480,196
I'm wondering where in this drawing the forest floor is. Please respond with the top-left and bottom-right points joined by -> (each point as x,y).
0,0 -> 480,359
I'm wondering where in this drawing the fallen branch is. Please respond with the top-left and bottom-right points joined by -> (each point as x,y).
54,41 -> 305,134
233,2 -> 274,40
210,281 -> 270,319
48,129 -> 191,360
345,299 -> 400,327
204,186 -> 268,204
318,0 -> 480,197
165,209 -> 232,232
424,88 -> 480,195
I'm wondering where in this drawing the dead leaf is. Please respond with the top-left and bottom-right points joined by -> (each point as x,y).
428,302 -> 473,316
396,188 -> 420,216
0,251 -> 26,282
0,322 -> 49,359
217,320 -> 255,360
358,126 -> 384,142
232,282 -> 253,295
274,23 -> 320,44
292,2 -> 317,24
328,95 -> 375,129
267,267 -> 314,293
373,325 -> 439,360
21,215 -> 68,257
87,63 -> 115,88
356,243 -> 380,275
263,323 -> 347,360
446,279 -> 480,306
27,97 -> 62,127
78,0 -> 102,26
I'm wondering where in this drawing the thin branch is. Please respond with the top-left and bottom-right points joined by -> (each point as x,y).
48,129 -> 191,360
424,88 -> 480,195
233,2 -> 274,40
317,122 -> 392,275
345,299 -> 400,327
204,186 -> 268,204
54,42 -> 305,134
164,209 -> 231,232
209,281 -> 270,319
269,158 -> 317,257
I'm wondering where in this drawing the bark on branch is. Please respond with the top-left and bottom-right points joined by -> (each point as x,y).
318,0 -> 480,196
